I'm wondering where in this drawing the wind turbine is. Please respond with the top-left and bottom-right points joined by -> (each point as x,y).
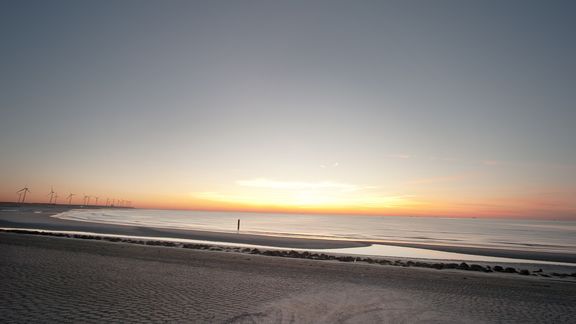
105,198 -> 109,207
53,193 -> 59,205
47,186 -> 55,204
17,186 -> 31,204
67,193 -> 75,205
94,197 -> 99,206
86,196 -> 91,205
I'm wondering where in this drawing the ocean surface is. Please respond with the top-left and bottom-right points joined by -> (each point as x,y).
53,209 -> 576,254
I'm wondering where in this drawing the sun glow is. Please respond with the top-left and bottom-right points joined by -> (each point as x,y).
191,178 -> 417,212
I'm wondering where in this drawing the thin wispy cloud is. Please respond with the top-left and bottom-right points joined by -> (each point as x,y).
320,162 -> 339,169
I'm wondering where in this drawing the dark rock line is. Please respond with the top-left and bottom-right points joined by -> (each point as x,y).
2,229 -> 575,279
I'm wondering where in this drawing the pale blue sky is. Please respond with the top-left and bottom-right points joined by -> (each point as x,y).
1,1 -> 575,217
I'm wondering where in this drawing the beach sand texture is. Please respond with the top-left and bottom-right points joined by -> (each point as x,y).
1,233 -> 575,323
1,206 -> 574,263
0,206 -> 367,249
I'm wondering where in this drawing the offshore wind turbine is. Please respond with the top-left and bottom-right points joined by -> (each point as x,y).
67,193 -> 75,205
86,196 -> 91,205
17,186 -> 31,203
94,197 -> 99,206
47,186 -> 55,204
53,193 -> 59,205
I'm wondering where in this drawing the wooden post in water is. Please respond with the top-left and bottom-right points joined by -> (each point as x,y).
237,219 -> 240,232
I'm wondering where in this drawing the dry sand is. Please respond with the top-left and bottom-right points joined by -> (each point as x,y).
1,232 -> 575,323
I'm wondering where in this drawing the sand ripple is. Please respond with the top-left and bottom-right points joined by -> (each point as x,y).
1,233 -> 575,323
228,287 -> 475,323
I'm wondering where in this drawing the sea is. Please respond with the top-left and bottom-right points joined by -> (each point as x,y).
53,208 -> 576,255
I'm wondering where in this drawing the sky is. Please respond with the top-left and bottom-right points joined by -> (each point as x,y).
1,1 -> 575,219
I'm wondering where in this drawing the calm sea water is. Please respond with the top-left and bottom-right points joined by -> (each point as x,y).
53,209 -> 576,254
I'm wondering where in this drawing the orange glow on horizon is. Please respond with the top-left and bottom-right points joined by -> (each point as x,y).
129,192 -> 576,220
2,178 -> 575,220
3,192 -> 574,220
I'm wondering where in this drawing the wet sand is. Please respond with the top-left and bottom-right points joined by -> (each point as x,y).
1,233 -> 575,323
0,205 -> 575,263
0,206 -> 367,249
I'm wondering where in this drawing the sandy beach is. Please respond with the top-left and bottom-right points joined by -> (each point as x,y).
0,205 -> 367,249
1,206 -> 575,322
1,206 -> 576,324
1,232 -> 575,323
1,205 -> 575,263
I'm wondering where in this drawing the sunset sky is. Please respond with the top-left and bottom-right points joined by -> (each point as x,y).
1,1 -> 575,219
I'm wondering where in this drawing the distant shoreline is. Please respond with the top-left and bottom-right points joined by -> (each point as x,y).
0,202 -> 134,209
1,204 -> 575,263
